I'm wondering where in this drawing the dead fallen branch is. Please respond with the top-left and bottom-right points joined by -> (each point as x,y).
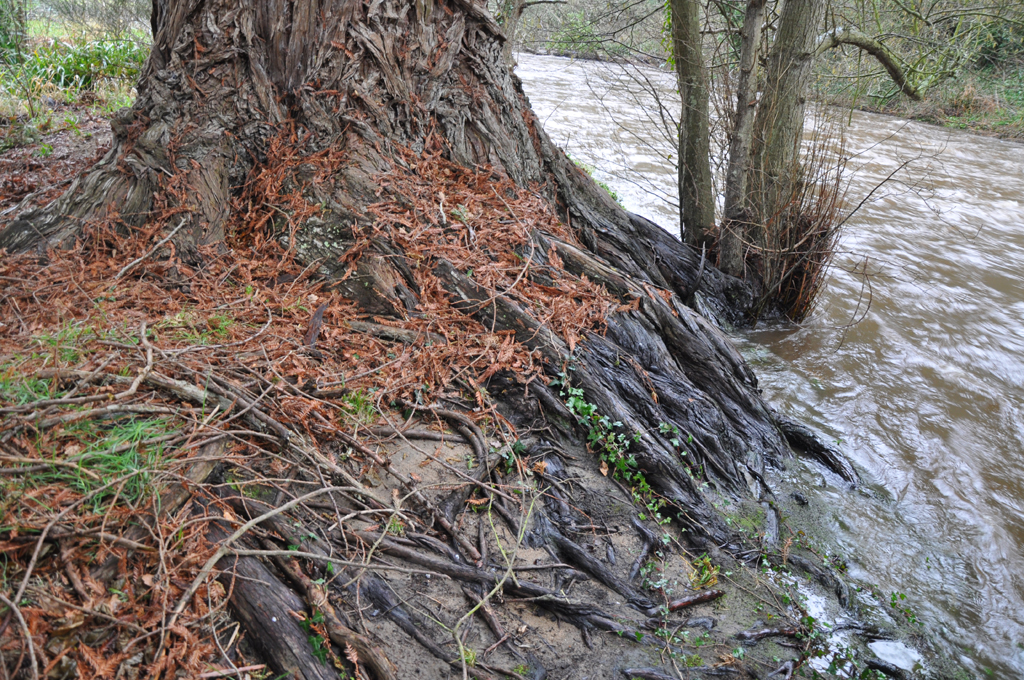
667,590 -> 725,612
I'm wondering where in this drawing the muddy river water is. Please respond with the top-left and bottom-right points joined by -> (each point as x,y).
516,53 -> 1024,676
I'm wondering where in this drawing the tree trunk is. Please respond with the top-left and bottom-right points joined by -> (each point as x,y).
746,0 -> 825,229
669,0 -> 715,248
495,0 -> 565,63
496,0 -> 526,63
718,0 -> 766,278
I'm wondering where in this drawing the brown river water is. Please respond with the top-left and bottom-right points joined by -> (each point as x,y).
516,53 -> 1024,677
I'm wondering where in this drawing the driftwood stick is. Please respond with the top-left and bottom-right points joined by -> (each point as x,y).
0,455 -> 101,480
0,591 -> 38,680
197,665 -> 267,679
620,669 -> 676,680
304,303 -> 328,347
666,589 -> 725,612
343,320 -> 447,347
368,426 -> 452,441
735,626 -> 799,641
462,585 -> 506,643
114,218 -> 188,281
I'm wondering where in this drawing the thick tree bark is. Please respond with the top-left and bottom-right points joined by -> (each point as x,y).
669,0 -> 715,248
718,0 -> 766,278
206,521 -> 340,680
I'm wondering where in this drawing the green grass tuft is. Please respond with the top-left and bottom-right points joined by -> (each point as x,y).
54,416 -> 174,508
32,320 -> 92,364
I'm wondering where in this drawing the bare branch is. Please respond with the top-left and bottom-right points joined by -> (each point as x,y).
815,27 -> 923,100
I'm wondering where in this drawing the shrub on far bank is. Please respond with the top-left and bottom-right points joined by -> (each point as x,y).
18,37 -> 145,88
1,35 -> 144,118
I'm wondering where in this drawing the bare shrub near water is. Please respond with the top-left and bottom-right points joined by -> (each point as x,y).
745,109 -> 847,321
503,0 -> 667,59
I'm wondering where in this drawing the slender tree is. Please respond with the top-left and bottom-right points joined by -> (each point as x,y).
745,0 -> 826,230
0,0 -> 26,57
718,0 -> 766,278
669,0 -> 715,247
667,0 -> 933,315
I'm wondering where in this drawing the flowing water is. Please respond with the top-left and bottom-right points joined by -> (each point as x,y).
516,53 -> 1024,677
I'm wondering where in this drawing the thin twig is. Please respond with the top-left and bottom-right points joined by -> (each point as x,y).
13,469 -> 151,606
0,592 -> 38,680
197,665 -> 267,679
114,218 -> 188,281
226,548 -> 445,575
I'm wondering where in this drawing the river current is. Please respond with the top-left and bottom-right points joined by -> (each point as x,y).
515,53 -> 1024,677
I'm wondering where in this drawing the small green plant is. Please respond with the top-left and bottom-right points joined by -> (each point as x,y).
450,204 -> 469,222
658,422 -> 686,451
154,310 -> 235,345
35,141 -> 52,156
889,590 -> 920,625
0,374 -> 55,405
340,388 -> 375,424
684,653 -> 703,667
22,38 -> 147,90
459,646 -> 477,667
64,416 -> 174,508
61,113 -> 80,133
553,371 -> 674,528
687,553 -> 720,589
298,610 -> 330,665
224,472 -> 274,501
555,374 -> 638,477
1,36 -> 146,120
499,439 -> 526,474
568,155 -> 623,206
206,313 -> 234,336
512,664 -> 529,675
386,515 -> 404,536
93,77 -> 135,115
33,321 -> 90,363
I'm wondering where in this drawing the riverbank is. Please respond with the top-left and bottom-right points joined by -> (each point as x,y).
830,59 -> 1024,140
1,102 -> 978,679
